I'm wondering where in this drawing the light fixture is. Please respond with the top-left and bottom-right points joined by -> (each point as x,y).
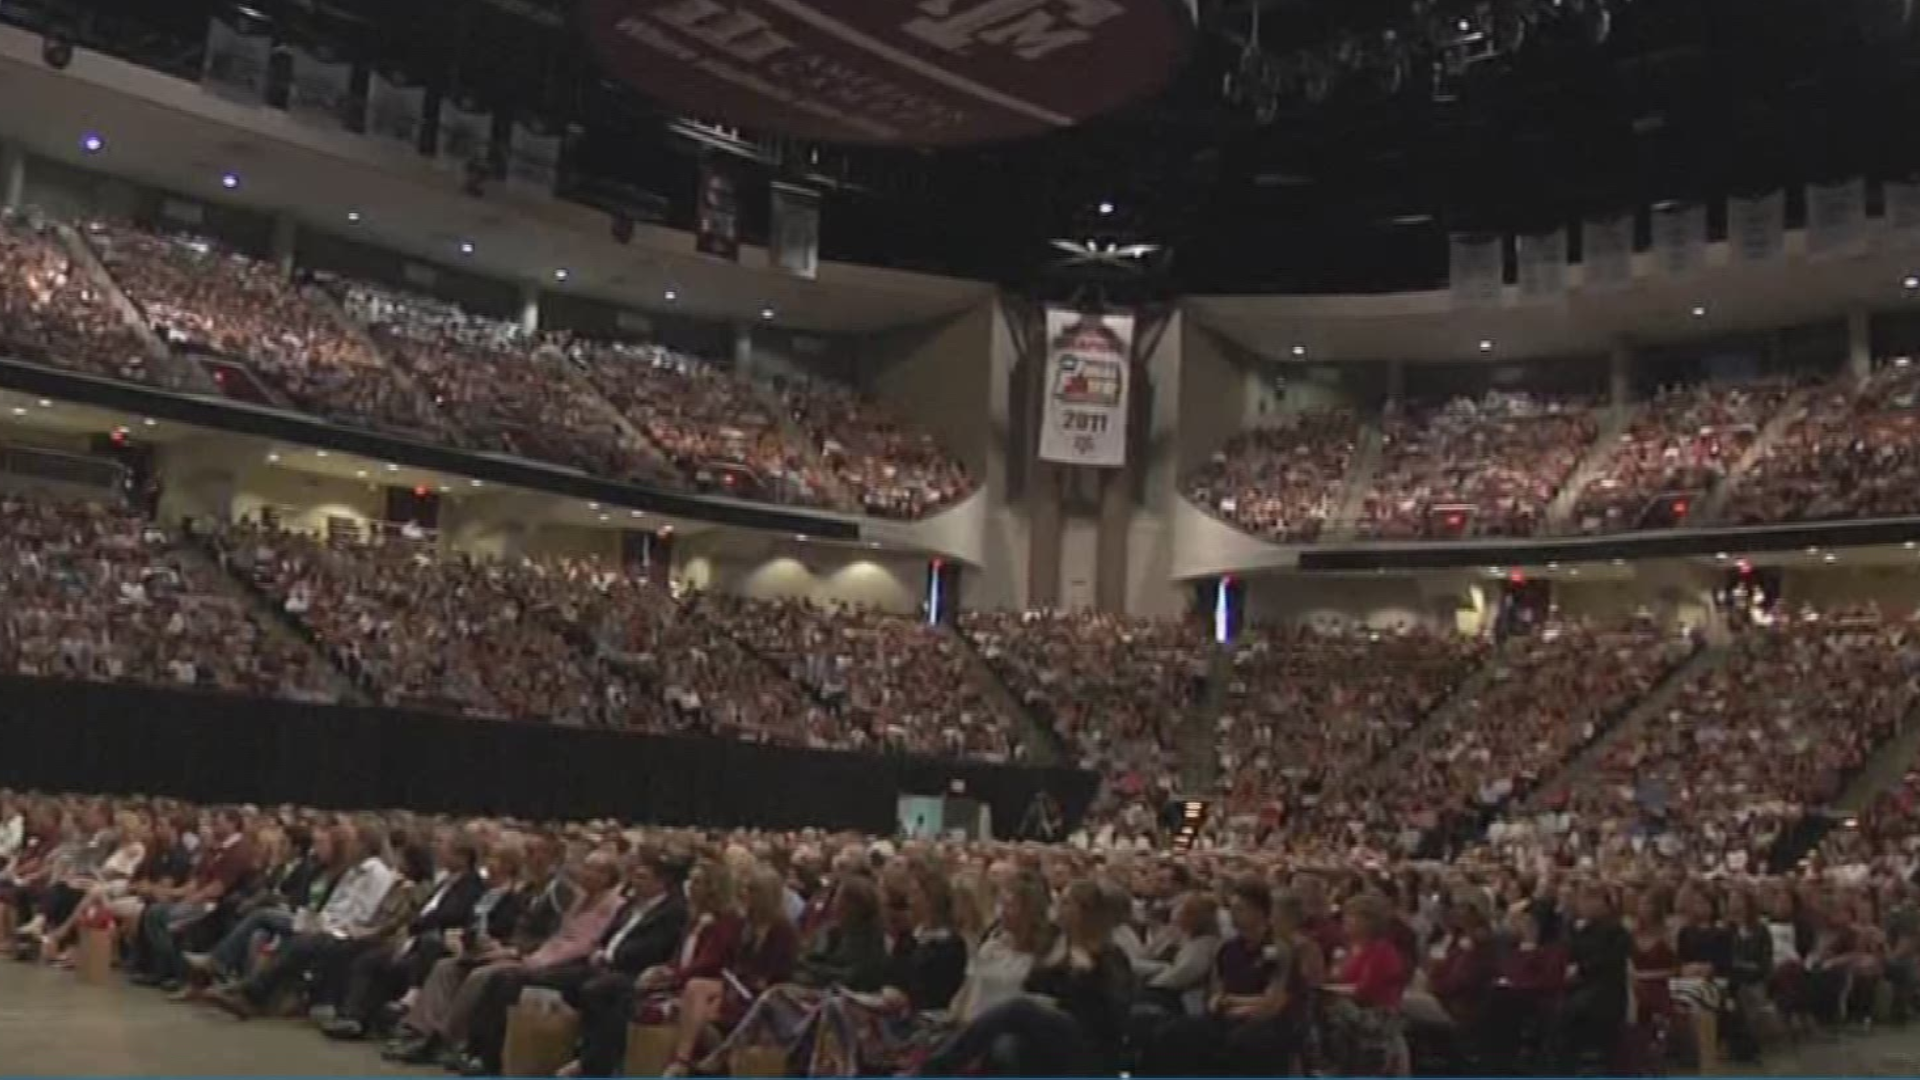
1805,546 -> 1819,555
588,502 -> 600,511
1478,339 -> 1494,353
219,172 -> 240,190
1906,275 -> 1920,291
1691,305 -> 1707,318
1824,553 -> 1838,563
80,133 -> 103,154
553,268 -> 570,282
1714,552 -> 1728,561
1097,201 -> 1114,216
629,510 -> 644,519
760,307 -> 775,320
347,210 -> 362,223
8,407 -> 24,417
266,452 -> 281,463
1611,558 -> 1626,566
664,289 -> 678,302
1906,541 -> 1917,550
314,449 -> 328,458
469,479 -> 482,487
1291,344 -> 1307,358
459,241 -> 475,256
1547,562 -> 1559,570
354,469 -> 368,479
794,533 -> 808,542
383,462 -> 398,472
598,513 -> 610,522
141,417 -> 156,427
1457,17 -> 1472,31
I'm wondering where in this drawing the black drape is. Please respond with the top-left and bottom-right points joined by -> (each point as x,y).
0,677 -> 1096,834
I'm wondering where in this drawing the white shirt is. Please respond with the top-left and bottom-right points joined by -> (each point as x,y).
318,857 -> 398,935
0,814 -> 22,861
599,891 -> 666,964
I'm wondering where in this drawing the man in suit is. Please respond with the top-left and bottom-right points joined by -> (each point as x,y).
562,854 -> 696,1077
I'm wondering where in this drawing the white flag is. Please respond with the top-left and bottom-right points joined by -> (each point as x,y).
1651,202 -> 1706,276
1516,230 -> 1568,299
504,121 -> 563,198
1807,179 -> 1866,258
1039,309 -> 1132,468
1449,234 -> 1503,309
771,184 -> 821,280
367,73 -> 427,154
1727,191 -> 1785,264
437,99 -> 494,173
1581,213 -> 1634,291
201,19 -> 270,104
287,48 -> 356,130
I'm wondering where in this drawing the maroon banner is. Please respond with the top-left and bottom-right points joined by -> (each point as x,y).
696,160 -> 741,261
582,0 -> 1194,146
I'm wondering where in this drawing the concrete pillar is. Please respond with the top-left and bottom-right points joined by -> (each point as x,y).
1609,340 -> 1633,410
733,322 -> 754,376
1095,467 -> 1131,613
1027,462 -> 1062,608
1847,306 -> 1872,381
1385,358 -> 1406,407
518,282 -> 541,335
0,142 -> 23,212
268,211 -> 298,277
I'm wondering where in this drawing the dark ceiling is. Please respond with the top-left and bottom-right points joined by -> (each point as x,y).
9,0 -> 1920,299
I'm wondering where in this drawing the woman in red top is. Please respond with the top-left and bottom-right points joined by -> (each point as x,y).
1326,892 -> 1411,1075
635,858 -> 745,1020
661,866 -> 797,1075
1629,890 -> 1678,1026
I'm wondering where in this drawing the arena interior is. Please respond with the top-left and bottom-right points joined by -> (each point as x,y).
7,0 -> 1920,1075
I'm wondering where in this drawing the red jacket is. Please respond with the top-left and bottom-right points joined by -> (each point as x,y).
672,911 -> 745,984
1498,943 -> 1568,996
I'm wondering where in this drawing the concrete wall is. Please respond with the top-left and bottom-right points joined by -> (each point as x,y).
676,531 -> 923,614
972,299 -> 1030,612
1551,562 -> 1718,630
1781,564 -> 1920,614
862,303 -> 995,482
1244,573 -> 1472,632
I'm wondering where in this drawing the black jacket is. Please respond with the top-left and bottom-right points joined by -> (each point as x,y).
411,870 -> 487,935
796,922 -> 892,991
603,893 -> 690,974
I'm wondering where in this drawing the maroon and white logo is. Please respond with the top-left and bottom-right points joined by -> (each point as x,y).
581,0 -> 1194,145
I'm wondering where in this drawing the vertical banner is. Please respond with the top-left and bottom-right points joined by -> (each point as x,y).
695,161 -> 740,262
1728,191 -> 1785,264
286,47 -> 357,130
1449,233 -> 1503,309
1039,309 -> 1132,468
1581,212 -> 1634,291
504,120 -> 563,198
770,183 -> 821,279
436,98 -> 495,173
1886,179 -> 1920,249
1515,229 -> 1568,300
1807,178 -> 1867,258
1651,202 -> 1706,276
201,19 -> 271,104
367,73 -> 427,154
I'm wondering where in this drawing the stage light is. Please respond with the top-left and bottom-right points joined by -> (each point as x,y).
80,133 -> 103,154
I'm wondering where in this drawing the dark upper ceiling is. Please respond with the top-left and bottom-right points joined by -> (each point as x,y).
9,0 -> 1920,299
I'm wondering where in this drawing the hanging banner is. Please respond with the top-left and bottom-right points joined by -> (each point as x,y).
504,120 -> 564,198
695,161 -> 740,262
287,47 -> 357,130
1449,234 -> 1503,309
1886,180 -> 1920,248
437,98 -> 495,173
367,73 -> 428,154
1515,229 -> 1568,300
1807,178 -> 1867,258
1581,212 -> 1633,291
770,183 -> 821,280
1651,202 -> 1706,276
1040,308 -> 1132,468
201,19 -> 271,104
1727,191 -> 1785,264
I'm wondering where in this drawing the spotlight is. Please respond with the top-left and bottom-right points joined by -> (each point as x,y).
1097,201 -> 1114,216
553,268 -> 570,282
1905,275 -> 1919,291
760,307 -> 775,320
346,210 -> 362,223
663,289 -> 678,302
459,241 -> 474,255
1478,339 -> 1494,353
1691,305 -> 1707,318
220,172 -> 240,190
41,35 -> 73,70
80,133 -> 103,154
1291,344 -> 1307,357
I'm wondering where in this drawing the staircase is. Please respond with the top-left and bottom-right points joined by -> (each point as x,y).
1326,421 -> 1384,541
1359,651 -> 1507,788
55,224 -> 219,394
1176,645 -> 1231,797
536,345 -> 688,489
176,532 -> 368,706
743,377 -> 861,513
1546,402 -> 1639,532
1517,643 -> 1728,813
1699,388 -> 1812,523
305,286 -> 462,439
946,624 -> 1066,767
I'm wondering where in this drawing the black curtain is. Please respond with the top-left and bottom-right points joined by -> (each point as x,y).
0,678 -> 1096,835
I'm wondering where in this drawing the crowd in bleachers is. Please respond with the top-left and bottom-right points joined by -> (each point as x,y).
778,376 -> 975,519
0,493 -> 336,701
1358,392 -> 1600,540
1726,360 -> 1920,524
1568,381 -> 1793,535
1185,409 -> 1359,543
1213,624 -> 1487,840
0,213 -> 153,383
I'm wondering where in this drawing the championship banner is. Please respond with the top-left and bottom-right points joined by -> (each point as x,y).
695,161 -> 740,262
771,183 -> 821,280
1650,202 -> 1706,276
1039,308 -> 1132,468
1728,191 -> 1785,264
1515,230 -> 1567,300
367,73 -> 428,153
1581,212 -> 1633,291
201,19 -> 271,104
437,98 -> 495,173
287,47 -> 357,130
1449,234 -> 1503,309
1807,178 -> 1866,258
504,120 -> 564,198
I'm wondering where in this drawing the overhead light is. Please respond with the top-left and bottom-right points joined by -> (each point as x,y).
266,452 -> 281,463
1611,558 -> 1626,566
598,513 -> 610,522
1906,275 -> 1920,291
383,462 -> 398,472
1291,344 -> 1307,358
80,133 -> 103,154
314,449 -> 328,458
8,407 -> 24,417
1691,305 -> 1707,318
1906,541 -> 1917,550
1478,339 -> 1494,353
346,210 -> 362,224
354,469 -> 368,479
1097,201 -> 1114,216
553,268 -> 570,282
794,533 -> 808,542
760,307 -> 775,320
219,172 -> 240,190
1824,553 -> 1838,563
36,399 -> 51,408
437,485 -> 451,494
459,241 -> 475,255
629,510 -> 644,519
469,479 -> 483,487
664,289 -> 678,302
588,502 -> 600,511
1714,552 -> 1728,561
1805,546 -> 1819,555
1457,17 -> 1472,31
141,417 -> 156,427
1547,562 -> 1559,570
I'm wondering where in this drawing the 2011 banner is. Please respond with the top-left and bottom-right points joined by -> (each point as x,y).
1038,308 -> 1132,468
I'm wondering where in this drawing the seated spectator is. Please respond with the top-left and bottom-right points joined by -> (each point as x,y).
126,806 -> 255,991
1185,409 -> 1360,543
0,212 -> 154,384
1728,359 -> 1920,524
777,375 -> 974,519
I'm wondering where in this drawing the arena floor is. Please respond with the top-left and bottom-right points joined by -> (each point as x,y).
7,959 -> 1920,1077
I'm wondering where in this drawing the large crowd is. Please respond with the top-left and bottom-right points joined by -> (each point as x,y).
1185,409 -> 1360,543
1725,360 -> 1920,524
1358,392 -> 1601,540
0,212 -> 155,384
1566,380 -> 1794,535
